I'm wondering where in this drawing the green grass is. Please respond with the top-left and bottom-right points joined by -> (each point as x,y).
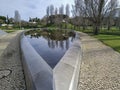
4,30 -> 16,33
74,26 -> 120,53
94,34 -> 120,53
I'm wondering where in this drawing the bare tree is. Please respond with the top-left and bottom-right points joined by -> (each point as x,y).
6,15 -> 10,24
107,0 -> 117,30
71,2 -> 82,30
14,10 -> 21,22
59,5 -> 64,28
65,4 -> 70,28
116,8 -> 120,30
46,6 -> 50,16
50,5 -> 54,15
74,0 -> 87,30
59,4 -> 64,15
71,5 -> 78,29
66,4 -> 70,17
55,8 -> 58,15
14,10 -> 21,29
118,9 -> 120,30
46,6 -> 50,24
74,0 -> 118,35
49,5 -> 54,23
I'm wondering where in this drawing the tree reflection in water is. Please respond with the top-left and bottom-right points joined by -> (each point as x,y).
25,29 -> 76,50
25,29 -> 76,68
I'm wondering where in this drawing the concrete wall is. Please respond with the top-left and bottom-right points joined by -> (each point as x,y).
53,32 -> 82,90
20,34 -> 55,90
20,31 -> 82,90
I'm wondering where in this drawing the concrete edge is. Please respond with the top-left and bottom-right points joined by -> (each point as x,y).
20,33 -> 55,90
53,32 -> 82,90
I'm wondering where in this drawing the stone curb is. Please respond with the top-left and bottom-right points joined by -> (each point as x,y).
53,32 -> 82,90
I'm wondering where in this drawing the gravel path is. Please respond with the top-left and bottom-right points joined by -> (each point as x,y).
1,31 -> 120,90
78,33 -> 120,90
0,30 -> 26,90
0,30 -> 7,36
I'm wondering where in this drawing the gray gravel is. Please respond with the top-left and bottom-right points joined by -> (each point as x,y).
1,31 -> 120,90
0,30 -> 7,36
78,33 -> 120,90
0,30 -> 26,90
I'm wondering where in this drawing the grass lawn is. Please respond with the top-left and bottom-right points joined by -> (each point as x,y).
4,30 -> 15,33
75,26 -> 120,53
94,34 -> 120,53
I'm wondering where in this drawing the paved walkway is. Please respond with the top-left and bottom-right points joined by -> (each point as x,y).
78,33 -> 120,90
0,30 -> 26,90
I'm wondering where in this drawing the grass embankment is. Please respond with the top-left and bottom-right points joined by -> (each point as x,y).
4,30 -> 15,33
77,27 -> 120,53
94,34 -> 120,53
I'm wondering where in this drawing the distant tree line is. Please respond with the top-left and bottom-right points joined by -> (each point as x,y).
46,4 -> 70,28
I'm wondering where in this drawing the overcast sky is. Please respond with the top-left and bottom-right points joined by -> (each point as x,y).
0,0 -> 74,20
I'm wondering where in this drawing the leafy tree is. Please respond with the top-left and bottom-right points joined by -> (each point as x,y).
0,16 -> 6,24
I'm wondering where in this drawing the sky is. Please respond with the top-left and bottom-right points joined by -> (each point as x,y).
0,0 -> 74,21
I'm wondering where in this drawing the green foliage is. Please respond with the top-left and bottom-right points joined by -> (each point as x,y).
0,16 -> 6,24
0,16 -> 6,21
4,30 -> 15,33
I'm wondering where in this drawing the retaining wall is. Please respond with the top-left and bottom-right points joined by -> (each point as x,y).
20,31 -> 82,90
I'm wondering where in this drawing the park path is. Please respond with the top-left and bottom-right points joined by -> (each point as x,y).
0,30 -> 26,90
78,33 -> 120,90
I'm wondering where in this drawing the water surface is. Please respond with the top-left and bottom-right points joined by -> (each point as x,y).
25,29 -> 76,68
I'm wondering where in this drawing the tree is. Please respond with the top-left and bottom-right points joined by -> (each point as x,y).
59,4 -> 64,15
65,4 -> 70,28
66,4 -> 70,17
74,0 -> 118,35
14,10 -> 21,29
0,16 -> 6,24
9,18 -> 14,24
116,8 -> 120,30
49,5 -> 54,23
46,6 -> 50,24
55,8 -> 58,15
46,6 -> 50,17
118,9 -> 120,30
14,10 -> 21,23
59,5 -> 64,28
71,3 -> 82,30
107,0 -> 117,30
50,5 -> 54,15
6,15 -> 10,24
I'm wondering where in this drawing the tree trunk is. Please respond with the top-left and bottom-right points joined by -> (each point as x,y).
65,23 -> 67,29
74,25 -> 75,30
107,25 -> 111,31
93,25 -> 100,35
82,25 -> 85,30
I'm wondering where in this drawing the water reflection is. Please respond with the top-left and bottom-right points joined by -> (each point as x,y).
25,29 -> 76,68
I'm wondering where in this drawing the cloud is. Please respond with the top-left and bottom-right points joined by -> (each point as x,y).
27,4 -> 37,9
0,0 -> 74,20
